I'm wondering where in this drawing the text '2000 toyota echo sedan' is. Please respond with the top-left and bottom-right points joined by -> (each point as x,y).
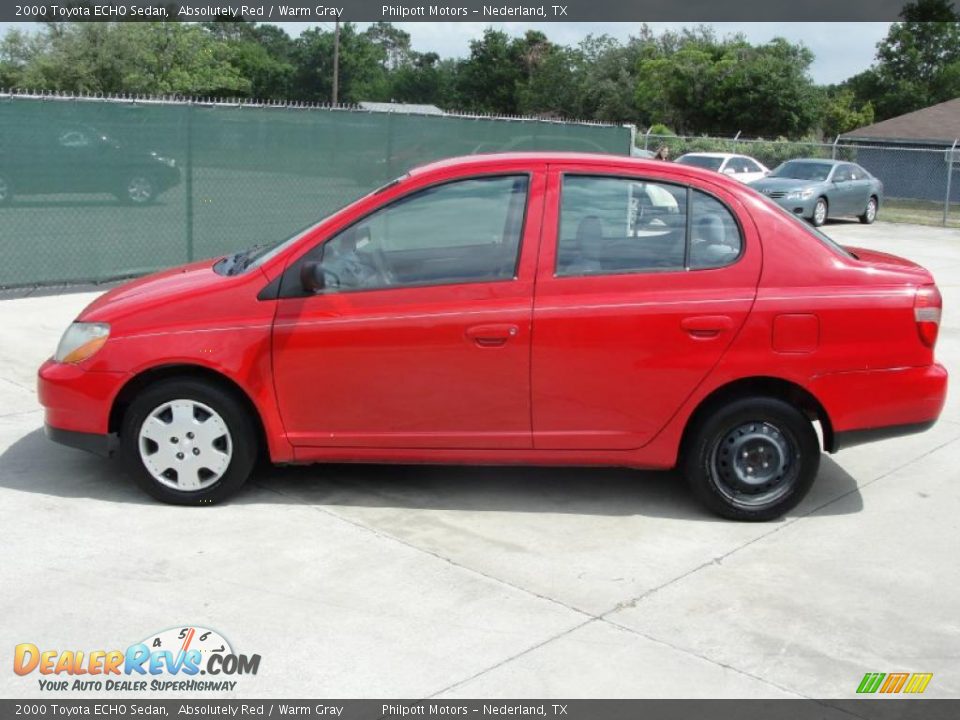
38,153 -> 947,520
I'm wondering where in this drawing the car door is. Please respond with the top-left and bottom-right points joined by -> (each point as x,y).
847,164 -> 873,213
271,169 -> 545,450
531,164 -> 761,450
829,164 -> 856,214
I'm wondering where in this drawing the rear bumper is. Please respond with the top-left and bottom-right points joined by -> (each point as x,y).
811,363 -> 948,452
832,420 -> 937,453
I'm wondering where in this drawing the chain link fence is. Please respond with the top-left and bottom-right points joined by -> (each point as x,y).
641,132 -> 960,229
0,93 -> 630,288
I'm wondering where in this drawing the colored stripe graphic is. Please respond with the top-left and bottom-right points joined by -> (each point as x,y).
857,672 -> 932,694
880,673 -> 910,693
857,673 -> 886,694
904,673 -> 933,694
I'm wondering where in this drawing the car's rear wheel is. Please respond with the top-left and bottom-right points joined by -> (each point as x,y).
119,174 -> 156,205
811,198 -> 828,227
682,397 -> 820,521
859,196 -> 878,224
0,174 -> 12,205
120,378 -> 258,504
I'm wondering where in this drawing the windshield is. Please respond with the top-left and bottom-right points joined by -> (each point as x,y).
676,155 -> 724,171
770,161 -> 833,181
232,175 -> 411,274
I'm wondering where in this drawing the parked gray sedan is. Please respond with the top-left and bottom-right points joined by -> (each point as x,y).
750,159 -> 883,227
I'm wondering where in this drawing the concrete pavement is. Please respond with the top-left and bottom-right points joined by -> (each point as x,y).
1,220 -> 958,699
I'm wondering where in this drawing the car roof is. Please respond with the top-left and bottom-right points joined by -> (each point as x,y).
409,152 -> 742,181
678,152 -> 739,159
783,158 -> 840,165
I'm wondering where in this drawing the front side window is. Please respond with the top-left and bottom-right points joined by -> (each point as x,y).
833,165 -> 852,182
315,175 -> 529,291
557,175 -> 742,277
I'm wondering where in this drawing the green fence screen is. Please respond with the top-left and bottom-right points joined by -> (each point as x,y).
0,96 -> 630,287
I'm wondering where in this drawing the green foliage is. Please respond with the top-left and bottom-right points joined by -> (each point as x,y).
645,134 -> 840,170
846,0 -> 960,120
820,89 -> 875,138
4,18 -> 946,141
635,28 -> 820,138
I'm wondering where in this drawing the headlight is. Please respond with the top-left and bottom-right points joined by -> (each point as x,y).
786,189 -> 815,200
54,323 -> 110,364
151,153 -> 176,168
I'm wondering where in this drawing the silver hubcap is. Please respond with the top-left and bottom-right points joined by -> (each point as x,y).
814,201 -> 826,224
127,177 -> 153,203
138,399 -> 232,491
712,422 -> 798,507
866,200 -> 876,221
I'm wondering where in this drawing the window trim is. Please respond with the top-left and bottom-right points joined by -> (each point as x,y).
554,172 -> 746,279
278,172 -> 533,298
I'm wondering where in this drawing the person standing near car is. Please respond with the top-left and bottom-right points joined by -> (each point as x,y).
654,144 -> 671,161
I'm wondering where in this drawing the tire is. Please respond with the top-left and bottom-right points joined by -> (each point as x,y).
0,174 -> 12,205
859,196 -> 878,225
119,174 -> 156,205
120,378 -> 258,505
682,397 -> 820,521
811,197 -> 828,227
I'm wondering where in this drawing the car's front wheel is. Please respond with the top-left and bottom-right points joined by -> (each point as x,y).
859,196 -> 878,224
119,174 -> 157,205
682,397 -> 820,521
811,198 -> 828,227
120,378 -> 258,504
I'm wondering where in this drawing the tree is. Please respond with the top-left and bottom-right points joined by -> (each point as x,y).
635,30 -> 820,137
820,88 -> 875,138
848,0 -> 960,119
454,29 -> 523,113
293,23 -> 389,103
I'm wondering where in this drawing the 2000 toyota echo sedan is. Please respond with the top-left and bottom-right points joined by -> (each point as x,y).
38,153 -> 948,520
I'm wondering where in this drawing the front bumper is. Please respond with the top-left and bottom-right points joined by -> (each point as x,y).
767,194 -> 818,219
45,425 -> 117,457
810,363 -> 948,452
38,359 -> 129,453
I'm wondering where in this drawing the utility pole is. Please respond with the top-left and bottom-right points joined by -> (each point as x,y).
332,20 -> 340,105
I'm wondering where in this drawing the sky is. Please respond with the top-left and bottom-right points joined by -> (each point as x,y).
0,21 -> 892,85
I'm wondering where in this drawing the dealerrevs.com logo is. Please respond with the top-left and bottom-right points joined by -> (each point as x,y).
14,626 -> 261,692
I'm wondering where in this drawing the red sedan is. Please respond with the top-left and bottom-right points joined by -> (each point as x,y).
38,153 -> 947,520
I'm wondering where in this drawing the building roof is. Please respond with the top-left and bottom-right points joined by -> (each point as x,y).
358,101 -> 445,116
841,97 -> 960,145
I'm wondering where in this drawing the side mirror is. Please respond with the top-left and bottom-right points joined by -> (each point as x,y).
300,261 -> 325,293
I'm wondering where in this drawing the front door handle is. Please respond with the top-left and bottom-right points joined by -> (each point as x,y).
681,315 -> 733,339
466,324 -> 518,347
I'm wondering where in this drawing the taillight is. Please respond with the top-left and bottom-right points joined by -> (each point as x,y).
914,284 -> 942,348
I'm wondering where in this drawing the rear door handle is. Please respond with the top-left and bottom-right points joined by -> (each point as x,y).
466,324 -> 518,347
681,315 -> 733,339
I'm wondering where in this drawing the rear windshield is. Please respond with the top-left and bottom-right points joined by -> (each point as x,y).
770,161 -> 833,181
676,155 -> 724,171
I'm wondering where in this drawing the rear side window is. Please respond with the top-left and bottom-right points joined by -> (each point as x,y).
557,175 -> 742,276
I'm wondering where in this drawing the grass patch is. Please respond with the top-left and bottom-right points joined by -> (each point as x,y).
883,198 -> 960,228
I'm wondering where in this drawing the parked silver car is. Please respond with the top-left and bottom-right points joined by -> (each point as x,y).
750,159 -> 883,227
